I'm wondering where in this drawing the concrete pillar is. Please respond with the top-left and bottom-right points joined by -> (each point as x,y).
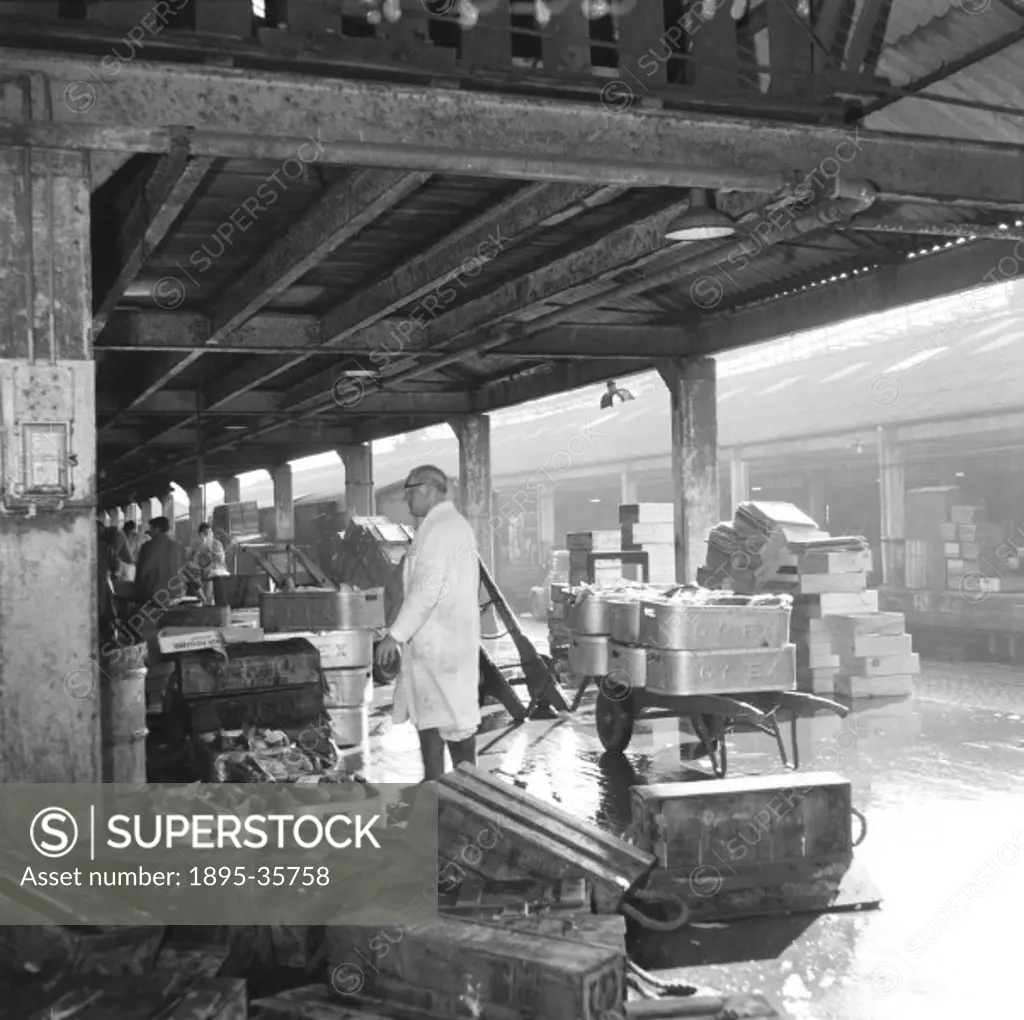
187,485 -> 205,538
729,453 -> 750,513
123,504 -> 140,525
110,507 -> 125,528
271,464 -> 294,542
0,145 -> 99,781
160,492 -> 176,521
451,415 -> 494,573
878,427 -> 906,589
807,472 -> 827,528
620,471 -> 638,504
220,477 -> 241,505
138,499 -> 153,524
338,444 -> 374,517
658,358 -> 719,585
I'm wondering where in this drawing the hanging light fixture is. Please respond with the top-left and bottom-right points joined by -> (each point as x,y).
665,188 -> 737,241
458,0 -> 479,29
534,0 -> 552,27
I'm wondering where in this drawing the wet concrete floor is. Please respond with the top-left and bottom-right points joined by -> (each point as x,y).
367,621 -> 1024,1020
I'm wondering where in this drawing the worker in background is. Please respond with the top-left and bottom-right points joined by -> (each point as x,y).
135,516 -> 186,624
120,520 -> 144,582
190,522 -> 230,606
97,518 -> 120,644
375,464 -> 481,781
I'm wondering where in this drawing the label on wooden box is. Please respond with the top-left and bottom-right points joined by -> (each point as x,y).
644,645 -> 796,695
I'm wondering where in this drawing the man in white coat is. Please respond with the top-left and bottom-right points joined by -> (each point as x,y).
376,464 -> 481,781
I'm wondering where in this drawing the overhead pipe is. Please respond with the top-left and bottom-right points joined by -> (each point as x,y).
353,178 -> 877,394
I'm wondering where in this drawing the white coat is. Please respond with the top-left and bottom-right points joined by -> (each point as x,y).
389,500 -> 481,741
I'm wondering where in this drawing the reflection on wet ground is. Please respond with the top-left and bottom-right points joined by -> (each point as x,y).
367,642 -> 1024,1020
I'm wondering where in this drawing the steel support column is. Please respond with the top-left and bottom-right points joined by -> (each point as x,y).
338,444 -> 374,517
138,498 -> 153,524
0,143 -> 97,782
878,426 -> 906,588
160,492 -> 176,521
187,485 -> 204,540
729,453 -> 750,513
271,464 -> 294,542
621,471 -> 638,504
659,358 -> 719,585
451,415 -> 493,575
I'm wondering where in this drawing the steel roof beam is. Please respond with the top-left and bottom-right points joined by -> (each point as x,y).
97,390 -> 280,416
97,312 -> 322,353
93,140 -> 212,336
101,167 -> 428,429
4,49 -> 1024,206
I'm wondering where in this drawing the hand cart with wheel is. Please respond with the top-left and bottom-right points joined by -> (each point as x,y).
589,680 -> 849,778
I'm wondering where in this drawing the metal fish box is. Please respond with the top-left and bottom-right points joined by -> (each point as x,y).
567,595 -> 610,635
260,588 -> 385,632
639,601 -> 791,651
608,599 -> 642,645
644,645 -> 796,695
608,641 -> 646,689
322,665 -> 373,708
569,633 -> 609,676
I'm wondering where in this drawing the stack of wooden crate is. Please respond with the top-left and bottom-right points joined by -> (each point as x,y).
942,505 -> 1006,594
782,545 -> 876,695
826,611 -> 919,698
566,529 -> 622,585
619,502 -> 676,583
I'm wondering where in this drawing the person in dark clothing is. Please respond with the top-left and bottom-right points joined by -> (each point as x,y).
134,516 -> 187,625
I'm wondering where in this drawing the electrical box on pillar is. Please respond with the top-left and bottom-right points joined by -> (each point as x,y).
0,363 -> 89,515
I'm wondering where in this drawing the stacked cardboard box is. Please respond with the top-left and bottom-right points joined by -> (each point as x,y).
619,502 -> 676,583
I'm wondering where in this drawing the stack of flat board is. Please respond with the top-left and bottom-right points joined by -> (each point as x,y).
619,503 -> 676,583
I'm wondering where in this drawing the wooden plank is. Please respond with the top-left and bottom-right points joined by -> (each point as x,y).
541,0 -> 592,77
843,0 -> 889,74
436,763 -> 656,913
767,0 -> 814,96
462,0 -> 513,70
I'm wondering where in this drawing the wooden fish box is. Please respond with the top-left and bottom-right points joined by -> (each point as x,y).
950,505 -> 985,525
939,522 -> 959,541
179,639 -> 320,697
0,976 -> 247,1020
0,924 -> 165,976
252,985 -> 386,1019
480,913 -> 627,955
796,667 -> 837,695
792,590 -> 879,616
619,503 -> 674,524
795,549 -> 872,575
823,612 -> 906,638
324,915 -> 625,1020
186,682 -> 323,734
839,653 -> 920,678
435,764 -> 656,914
795,572 -> 867,595
836,673 -> 914,698
833,632 -> 912,658
630,773 -> 854,873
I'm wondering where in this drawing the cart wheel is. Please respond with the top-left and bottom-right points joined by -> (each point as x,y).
596,688 -> 635,753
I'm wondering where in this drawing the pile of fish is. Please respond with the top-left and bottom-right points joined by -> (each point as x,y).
195,726 -> 356,783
